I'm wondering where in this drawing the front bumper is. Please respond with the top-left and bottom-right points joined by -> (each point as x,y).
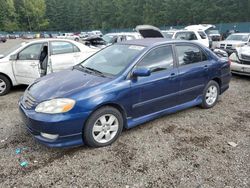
19,102 -> 90,148
231,61 -> 250,76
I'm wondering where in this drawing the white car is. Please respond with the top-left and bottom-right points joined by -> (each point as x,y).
229,44 -> 250,76
0,39 -> 98,95
103,32 -> 142,44
163,29 -> 210,48
217,33 -> 250,55
136,25 -> 210,48
56,33 -> 80,42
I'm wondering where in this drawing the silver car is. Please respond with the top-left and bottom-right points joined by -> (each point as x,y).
229,44 -> 250,76
217,33 -> 250,55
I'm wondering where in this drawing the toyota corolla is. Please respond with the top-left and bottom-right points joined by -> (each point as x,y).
19,39 -> 231,148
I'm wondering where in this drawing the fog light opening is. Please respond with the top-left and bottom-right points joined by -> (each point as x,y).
41,133 -> 59,140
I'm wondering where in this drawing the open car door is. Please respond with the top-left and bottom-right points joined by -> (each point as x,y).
135,25 -> 165,38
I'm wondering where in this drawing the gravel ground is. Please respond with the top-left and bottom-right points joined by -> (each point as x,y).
0,39 -> 249,188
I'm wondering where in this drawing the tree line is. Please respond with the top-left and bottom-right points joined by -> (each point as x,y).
0,0 -> 249,32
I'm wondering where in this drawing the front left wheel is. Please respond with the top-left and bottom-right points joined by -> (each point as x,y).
0,75 -> 11,96
83,106 -> 124,147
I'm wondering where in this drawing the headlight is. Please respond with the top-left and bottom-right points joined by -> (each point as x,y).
35,98 -> 75,114
235,44 -> 244,48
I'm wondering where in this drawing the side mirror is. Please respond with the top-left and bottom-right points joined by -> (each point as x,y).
132,67 -> 151,77
9,54 -> 18,60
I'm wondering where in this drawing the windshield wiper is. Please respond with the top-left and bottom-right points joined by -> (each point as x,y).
80,65 -> 106,77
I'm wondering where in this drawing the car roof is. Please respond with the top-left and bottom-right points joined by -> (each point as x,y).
119,38 -> 194,47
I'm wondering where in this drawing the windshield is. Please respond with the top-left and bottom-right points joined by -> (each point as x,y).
79,44 -> 145,76
208,30 -> 220,34
102,35 -> 113,43
162,31 -> 174,39
226,34 -> 249,42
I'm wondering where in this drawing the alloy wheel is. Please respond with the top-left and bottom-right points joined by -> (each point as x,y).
205,85 -> 218,106
92,114 -> 119,144
0,79 -> 6,94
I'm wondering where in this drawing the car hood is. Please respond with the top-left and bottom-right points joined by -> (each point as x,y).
219,40 -> 246,45
135,25 -> 165,38
27,69 -> 111,102
236,45 -> 250,60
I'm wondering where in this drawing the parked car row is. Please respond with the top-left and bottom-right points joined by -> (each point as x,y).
0,39 -> 98,95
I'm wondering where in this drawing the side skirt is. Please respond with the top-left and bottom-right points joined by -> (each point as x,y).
126,96 -> 203,129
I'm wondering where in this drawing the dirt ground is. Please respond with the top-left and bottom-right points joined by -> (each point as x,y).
0,39 -> 249,188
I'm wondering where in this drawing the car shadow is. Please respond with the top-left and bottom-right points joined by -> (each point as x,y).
10,85 -> 27,94
232,74 -> 250,81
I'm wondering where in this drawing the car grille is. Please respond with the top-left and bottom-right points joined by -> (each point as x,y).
220,44 -> 225,49
241,54 -> 250,61
241,60 -> 250,65
226,44 -> 233,49
22,92 -> 37,109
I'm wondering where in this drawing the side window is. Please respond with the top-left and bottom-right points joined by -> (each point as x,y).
176,45 -> 207,66
198,31 -> 207,39
18,43 -> 43,60
73,45 -> 80,52
51,42 -> 74,55
137,46 -> 174,73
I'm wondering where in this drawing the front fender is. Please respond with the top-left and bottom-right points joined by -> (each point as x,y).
0,61 -> 17,86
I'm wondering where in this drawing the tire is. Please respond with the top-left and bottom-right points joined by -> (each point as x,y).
200,80 -> 219,109
75,38 -> 79,42
83,106 -> 123,147
0,75 -> 11,96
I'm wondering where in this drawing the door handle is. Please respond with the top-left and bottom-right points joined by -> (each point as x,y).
170,73 -> 176,80
204,65 -> 208,68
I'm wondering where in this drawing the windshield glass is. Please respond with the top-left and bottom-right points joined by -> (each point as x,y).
79,44 -> 145,76
162,31 -> 174,39
226,34 -> 249,42
208,30 -> 220,34
102,35 -> 113,43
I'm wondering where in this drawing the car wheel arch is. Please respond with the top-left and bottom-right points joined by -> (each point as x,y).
211,77 -> 222,94
0,73 -> 13,87
83,102 -> 128,129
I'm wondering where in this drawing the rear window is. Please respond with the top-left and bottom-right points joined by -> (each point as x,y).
175,32 -> 198,40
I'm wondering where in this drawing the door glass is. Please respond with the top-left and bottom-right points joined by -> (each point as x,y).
176,45 -> 207,66
51,42 -> 74,55
198,31 -> 207,39
18,43 -> 43,60
137,46 -> 174,73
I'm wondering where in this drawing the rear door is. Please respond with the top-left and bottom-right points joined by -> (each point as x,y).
13,43 -> 45,84
174,44 -> 210,104
49,41 -> 81,72
130,45 -> 179,118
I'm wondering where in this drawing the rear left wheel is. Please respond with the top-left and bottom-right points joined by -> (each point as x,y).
201,80 -> 219,109
83,106 -> 123,147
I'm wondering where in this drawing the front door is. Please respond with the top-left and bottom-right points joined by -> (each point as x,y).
13,43 -> 45,85
130,45 -> 179,118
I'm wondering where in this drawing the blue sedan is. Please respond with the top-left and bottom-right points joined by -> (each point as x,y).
19,39 -> 231,148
